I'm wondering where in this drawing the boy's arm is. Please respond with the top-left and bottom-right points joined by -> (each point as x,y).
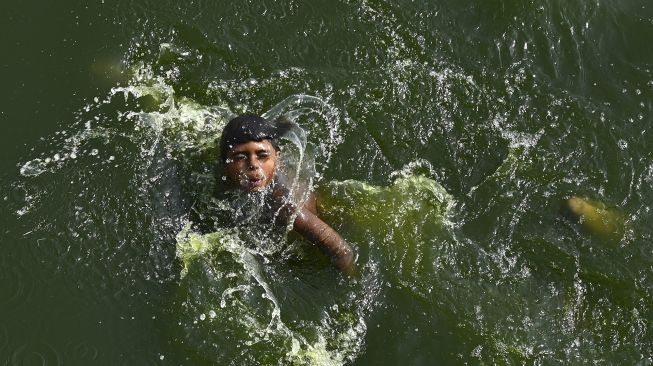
271,182 -> 354,275
292,208 -> 355,276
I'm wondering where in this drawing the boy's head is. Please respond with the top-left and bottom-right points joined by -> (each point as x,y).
220,114 -> 288,192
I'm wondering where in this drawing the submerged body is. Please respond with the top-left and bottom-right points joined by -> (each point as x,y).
561,196 -> 625,241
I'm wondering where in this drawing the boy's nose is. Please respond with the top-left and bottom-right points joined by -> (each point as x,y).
247,158 -> 260,170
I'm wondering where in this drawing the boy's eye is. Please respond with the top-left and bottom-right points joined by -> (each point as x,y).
257,152 -> 269,159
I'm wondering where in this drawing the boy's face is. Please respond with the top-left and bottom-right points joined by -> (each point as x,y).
224,139 -> 279,192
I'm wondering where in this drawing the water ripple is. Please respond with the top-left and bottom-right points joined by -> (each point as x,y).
10,342 -> 62,366
65,341 -> 100,363
0,262 -> 34,309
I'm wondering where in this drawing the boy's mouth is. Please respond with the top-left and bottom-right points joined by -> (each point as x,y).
244,175 -> 266,190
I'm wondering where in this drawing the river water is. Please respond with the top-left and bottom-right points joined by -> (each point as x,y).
1,0 -> 652,365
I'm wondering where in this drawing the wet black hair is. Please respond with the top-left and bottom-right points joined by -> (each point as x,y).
219,113 -> 292,163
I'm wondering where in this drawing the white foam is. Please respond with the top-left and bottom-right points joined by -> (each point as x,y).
19,159 -> 47,177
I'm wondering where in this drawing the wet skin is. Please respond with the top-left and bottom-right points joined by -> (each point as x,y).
223,139 -> 355,276
224,140 -> 279,192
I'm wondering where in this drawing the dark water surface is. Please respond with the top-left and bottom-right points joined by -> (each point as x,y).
2,0 -> 653,364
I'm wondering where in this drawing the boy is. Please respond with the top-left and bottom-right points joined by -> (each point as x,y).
219,113 -> 355,276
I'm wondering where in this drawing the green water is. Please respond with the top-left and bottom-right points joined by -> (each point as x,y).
2,0 -> 653,364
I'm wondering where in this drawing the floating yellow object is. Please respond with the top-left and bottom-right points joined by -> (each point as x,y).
89,54 -> 128,87
561,196 -> 625,241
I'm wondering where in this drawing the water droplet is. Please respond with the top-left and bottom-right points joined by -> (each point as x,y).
209,310 -> 217,319
618,139 -> 628,150
90,149 -> 99,156
199,313 -> 206,321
